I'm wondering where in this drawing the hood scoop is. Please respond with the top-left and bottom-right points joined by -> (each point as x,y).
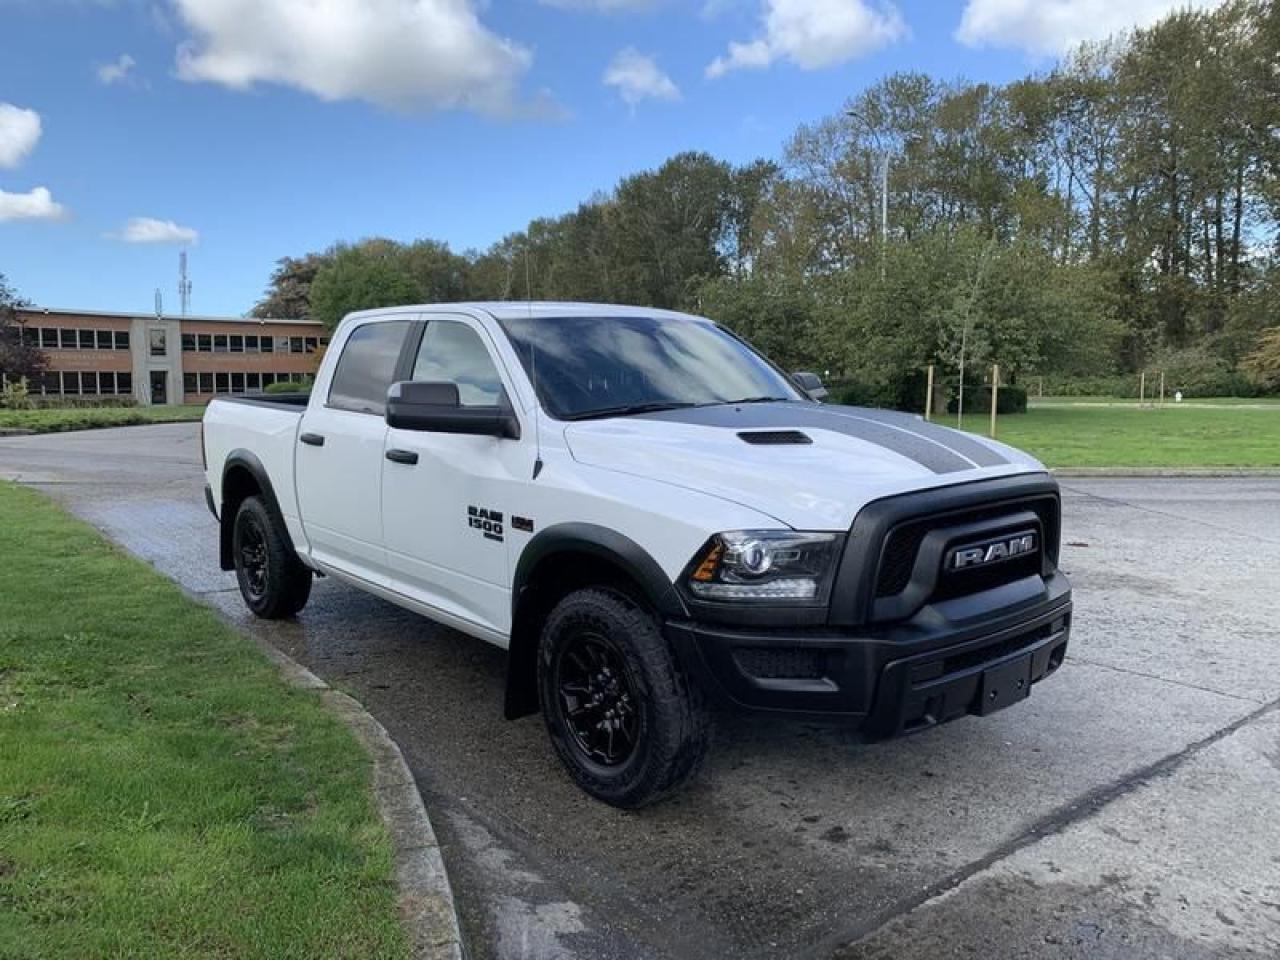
737,430 -> 813,446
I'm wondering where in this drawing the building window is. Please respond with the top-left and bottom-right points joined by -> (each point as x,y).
197,372 -> 212,393
304,337 -> 318,354
37,371 -> 58,394
247,335 -> 261,352
215,372 -> 229,393
246,372 -> 261,392
114,331 -> 130,350
213,334 -> 228,353
196,333 -> 211,352
182,333 -> 196,352
320,336 -> 331,347
58,328 -> 76,349
260,336 -> 273,353
96,330 -> 114,350
149,329 -> 167,357
118,372 -> 132,394
229,335 -> 244,353
79,329 -> 96,350
40,328 -> 57,348
290,337 -> 304,354
183,373 -> 198,394
230,372 -> 245,393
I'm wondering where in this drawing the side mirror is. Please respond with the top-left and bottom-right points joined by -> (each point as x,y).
385,381 -> 521,439
792,371 -> 829,402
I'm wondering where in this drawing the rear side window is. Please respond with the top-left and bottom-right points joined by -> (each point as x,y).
327,320 -> 412,415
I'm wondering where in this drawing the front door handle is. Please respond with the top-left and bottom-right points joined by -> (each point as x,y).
299,432 -> 325,447
385,449 -> 419,465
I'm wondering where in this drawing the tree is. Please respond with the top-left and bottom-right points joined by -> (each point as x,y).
1243,327 -> 1280,390
252,254 -> 328,319
308,243 -> 423,330
0,272 -> 45,388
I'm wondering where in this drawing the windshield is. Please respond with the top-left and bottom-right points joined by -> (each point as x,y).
498,314 -> 802,421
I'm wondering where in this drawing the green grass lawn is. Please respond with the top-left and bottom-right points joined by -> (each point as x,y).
0,404 -> 206,434
0,482 -> 408,959
953,404 -> 1280,468
1031,395 -> 1280,407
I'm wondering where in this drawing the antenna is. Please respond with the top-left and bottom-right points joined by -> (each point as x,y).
524,241 -> 543,479
154,288 -> 163,318
178,251 -> 192,316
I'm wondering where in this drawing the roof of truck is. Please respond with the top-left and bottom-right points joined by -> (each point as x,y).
342,302 -> 706,325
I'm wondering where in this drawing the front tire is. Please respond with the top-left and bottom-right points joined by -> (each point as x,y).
232,495 -> 312,619
537,587 -> 709,808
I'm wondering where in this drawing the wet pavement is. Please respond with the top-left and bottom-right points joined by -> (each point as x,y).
2,422 -> 1278,960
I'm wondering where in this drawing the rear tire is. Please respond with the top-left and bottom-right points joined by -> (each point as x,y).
537,587 -> 709,808
232,495 -> 312,619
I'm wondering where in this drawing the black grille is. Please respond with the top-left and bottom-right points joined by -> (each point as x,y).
874,495 -> 1059,599
733,647 -> 827,680
737,430 -> 812,445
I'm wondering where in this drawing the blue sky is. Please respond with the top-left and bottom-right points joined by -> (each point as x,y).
0,0 -> 1218,316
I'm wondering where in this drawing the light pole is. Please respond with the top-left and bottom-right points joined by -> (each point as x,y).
845,109 -> 888,275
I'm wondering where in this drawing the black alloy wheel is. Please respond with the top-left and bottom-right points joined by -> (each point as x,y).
232,495 -> 312,619
555,630 -> 640,768
237,512 -> 270,603
537,587 -> 710,808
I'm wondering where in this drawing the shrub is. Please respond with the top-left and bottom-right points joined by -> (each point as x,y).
1,376 -> 32,410
265,379 -> 311,395
828,369 -> 929,412
947,384 -> 1027,415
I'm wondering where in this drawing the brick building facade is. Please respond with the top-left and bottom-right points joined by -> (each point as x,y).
12,307 -> 327,405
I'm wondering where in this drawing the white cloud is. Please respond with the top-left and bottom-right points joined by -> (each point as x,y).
603,48 -> 681,106
0,187 -> 66,223
118,217 -> 199,245
171,0 -> 533,115
956,0 -> 1230,57
0,103 -> 42,170
97,53 -> 137,85
707,0 -> 906,78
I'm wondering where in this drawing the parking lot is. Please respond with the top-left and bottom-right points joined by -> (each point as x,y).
2,422 -> 1278,960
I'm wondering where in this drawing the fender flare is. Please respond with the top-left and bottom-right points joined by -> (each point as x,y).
218,449 -> 292,570
504,523 -> 687,719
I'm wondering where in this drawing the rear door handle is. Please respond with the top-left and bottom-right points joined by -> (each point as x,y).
385,449 -> 418,465
299,432 -> 325,447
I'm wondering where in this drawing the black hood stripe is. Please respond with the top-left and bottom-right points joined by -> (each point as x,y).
635,402 -> 1008,474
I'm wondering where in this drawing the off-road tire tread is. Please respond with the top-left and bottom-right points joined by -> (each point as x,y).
234,495 -> 312,619
538,587 -> 709,808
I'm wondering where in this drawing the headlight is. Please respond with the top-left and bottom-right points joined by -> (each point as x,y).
686,531 -> 840,603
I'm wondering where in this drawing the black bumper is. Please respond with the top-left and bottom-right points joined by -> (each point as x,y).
665,574 -> 1071,738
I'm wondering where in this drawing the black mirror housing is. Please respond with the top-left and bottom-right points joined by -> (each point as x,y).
386,381 -> 521,439
792,371 -> 829,402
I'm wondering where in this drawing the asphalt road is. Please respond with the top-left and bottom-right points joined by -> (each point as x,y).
2,423 -> 1278,960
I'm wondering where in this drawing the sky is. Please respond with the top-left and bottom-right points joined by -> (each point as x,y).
0,0 -> 1227,317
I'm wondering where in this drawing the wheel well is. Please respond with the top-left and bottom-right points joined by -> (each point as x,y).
505,550 -> 652,720
219,464 -> 262,570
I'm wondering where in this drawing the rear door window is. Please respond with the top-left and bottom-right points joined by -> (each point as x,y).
327,320 -> 412,415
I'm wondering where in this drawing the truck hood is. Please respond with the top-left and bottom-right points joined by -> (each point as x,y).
562,402 -> 1044,530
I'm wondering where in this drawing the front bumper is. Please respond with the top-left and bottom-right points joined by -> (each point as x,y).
665,573 -> 1071,738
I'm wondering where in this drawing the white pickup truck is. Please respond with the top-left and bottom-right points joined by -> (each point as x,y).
202,302 -> 1071,807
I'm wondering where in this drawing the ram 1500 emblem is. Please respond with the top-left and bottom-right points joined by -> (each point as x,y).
948,530 -> 1037,570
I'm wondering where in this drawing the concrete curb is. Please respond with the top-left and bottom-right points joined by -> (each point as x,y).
1053,466 -> 1280,478
252,639 -> 466,960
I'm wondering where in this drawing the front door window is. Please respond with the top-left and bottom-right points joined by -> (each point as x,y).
150,371 -> 167,405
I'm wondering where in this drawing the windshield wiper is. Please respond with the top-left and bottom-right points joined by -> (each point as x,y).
563,401 -> 701,422
704,396 -> 792,406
